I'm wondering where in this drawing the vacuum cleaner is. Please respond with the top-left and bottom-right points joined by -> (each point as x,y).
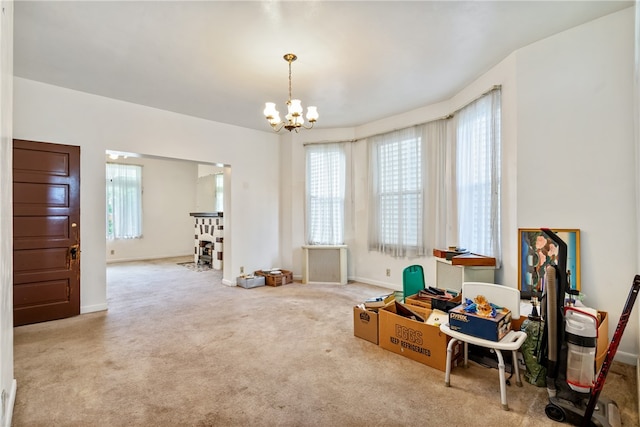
539,228 -> 639,427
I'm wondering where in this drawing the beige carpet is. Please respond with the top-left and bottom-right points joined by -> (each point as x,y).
12,257 -> 638,426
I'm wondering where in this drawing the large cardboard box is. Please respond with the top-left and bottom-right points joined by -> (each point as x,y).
448,304 -> 512,342
596,311 -> 609,373
354,306 -> 379,345
378,302 -> 462,371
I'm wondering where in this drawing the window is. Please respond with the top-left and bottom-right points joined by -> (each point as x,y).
305,143 -> 345,245
106,163 -> 143,240
365,89 -> 501,262
215,173 -> 224,212
368,127 -> 424,257
455,89 -> 501,260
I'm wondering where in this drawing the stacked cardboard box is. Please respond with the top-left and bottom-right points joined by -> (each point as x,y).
353,296 -> 462,372
448,303 -> 512,342
405,291 -> 462,312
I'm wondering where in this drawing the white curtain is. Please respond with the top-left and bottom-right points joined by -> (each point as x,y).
453,88 -> 501,264
305,143 -> 346,245
368,126 -> 426,258
106,163 -> 143,240
215,173 -> 223,212
421,119 -> 451,253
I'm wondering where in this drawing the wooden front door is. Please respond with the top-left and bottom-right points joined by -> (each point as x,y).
13,139 -> 80,326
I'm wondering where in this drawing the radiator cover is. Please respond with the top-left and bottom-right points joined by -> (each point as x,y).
302,245 -> 348,285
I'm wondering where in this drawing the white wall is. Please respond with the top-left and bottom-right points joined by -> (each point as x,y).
516,8 -> 637,362
0,2 -> 15,425
13,78 -> 283,314
285,8 -> 638,362
106,156 -> 198,263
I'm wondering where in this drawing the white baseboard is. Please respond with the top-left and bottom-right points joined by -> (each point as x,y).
221,278 -> 236,287
614,350 -> 638,366
3,379 -> 16,427
351,276 -> 400,292
106,253 -> 193,264
81,303 -> 108,314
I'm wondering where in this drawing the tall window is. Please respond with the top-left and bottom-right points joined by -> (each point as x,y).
455,89 -> 501,261
368,127 -> 424,257
215,173 -> 224,212
365,89 -> 501,262
106,163 -> 143,240
305,143 -> 346,245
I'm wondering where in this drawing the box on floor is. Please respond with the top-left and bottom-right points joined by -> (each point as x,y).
596,311 -> 608,373
378,301 -> 462,372
236,275 -> 265,289
353,306 -> 380,345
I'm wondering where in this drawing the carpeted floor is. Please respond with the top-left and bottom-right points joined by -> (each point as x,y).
11,257 -> 639,426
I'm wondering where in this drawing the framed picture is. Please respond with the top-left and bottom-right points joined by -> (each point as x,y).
518,228 -> 580,296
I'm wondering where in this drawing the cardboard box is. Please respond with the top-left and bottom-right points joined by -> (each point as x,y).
405,292 -> 462,312
354,306 -> 379,345
236,275 -> 265,289
596,311 -> 609,373
378,302 -> 462,371
448,304 -> 512,342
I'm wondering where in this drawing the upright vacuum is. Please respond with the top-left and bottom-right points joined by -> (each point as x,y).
539,228 -> 639,427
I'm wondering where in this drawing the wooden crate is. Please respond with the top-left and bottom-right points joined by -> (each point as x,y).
254,270 -> 293,287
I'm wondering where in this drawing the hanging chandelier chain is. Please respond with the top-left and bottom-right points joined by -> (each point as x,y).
288,57 -> 293,103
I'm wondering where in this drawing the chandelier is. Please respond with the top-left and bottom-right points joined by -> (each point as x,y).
263,53 -> 318,132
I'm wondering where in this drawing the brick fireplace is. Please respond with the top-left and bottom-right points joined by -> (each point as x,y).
190,212 -> 223,270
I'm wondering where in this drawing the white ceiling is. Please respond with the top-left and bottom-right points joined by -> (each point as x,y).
13,1 -> 633,132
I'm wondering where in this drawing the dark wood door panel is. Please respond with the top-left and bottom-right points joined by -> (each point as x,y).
13,144 -> 70,176
14,216 -> 69,240
14,248 -> 69,275
14,279 -> 70,309
14,182 -> 69,208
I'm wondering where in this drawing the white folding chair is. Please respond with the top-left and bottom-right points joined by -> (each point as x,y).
439,282 -> 528,411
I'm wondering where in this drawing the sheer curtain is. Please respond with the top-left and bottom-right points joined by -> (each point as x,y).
453,88 -> 501,264
305,143 -> 346,245
368,126 -> 426,258
106,163 -> 143,240
421,119 -> 451,252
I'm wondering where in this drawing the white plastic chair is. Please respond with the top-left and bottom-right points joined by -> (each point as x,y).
439,282 -> 528,411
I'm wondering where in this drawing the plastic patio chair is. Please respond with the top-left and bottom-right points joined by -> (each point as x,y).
402,264 -> 425,302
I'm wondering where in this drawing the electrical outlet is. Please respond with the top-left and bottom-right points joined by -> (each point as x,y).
240,266 -> 244,274
386,268 -> 391,277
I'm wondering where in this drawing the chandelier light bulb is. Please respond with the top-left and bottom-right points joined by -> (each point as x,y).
264,102 -> 278,118
306,106 -> 319,122
289,99 -> 303,116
